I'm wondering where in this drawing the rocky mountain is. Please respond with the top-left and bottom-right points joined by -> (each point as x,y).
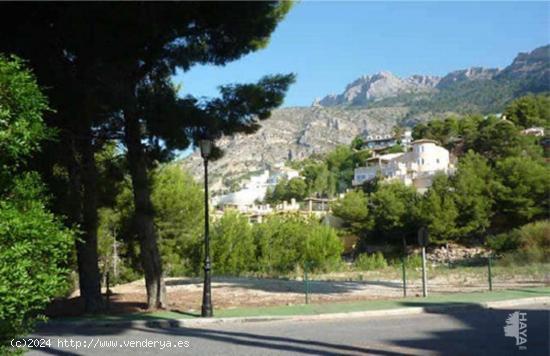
316,71 -> 440,106
182,45 -> 549,191
497,45 -> 550,81
318,45 -> 549,109
182,106 -> 407,193
437,67 -> 500,89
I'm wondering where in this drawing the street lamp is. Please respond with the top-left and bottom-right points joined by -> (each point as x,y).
199,138 -> 213,317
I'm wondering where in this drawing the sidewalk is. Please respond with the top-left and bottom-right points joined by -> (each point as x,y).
44,287 -> 550,328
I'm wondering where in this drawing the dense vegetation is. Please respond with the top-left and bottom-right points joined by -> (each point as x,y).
332,94 -> 549,255
1,2 -> 294,311
98,167 -> 344,281
0,56 -> 73,346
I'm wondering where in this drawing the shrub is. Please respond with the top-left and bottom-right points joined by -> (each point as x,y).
354,252 -> 388,271
405,254 -> 423,269
491,220 -> 550,264
0,55 -> 73,348
253,215 -> 343,275
487,231 -> 520,253
0,175 -> 73,345
516,220 -> 550,262
211,211 -> 255,275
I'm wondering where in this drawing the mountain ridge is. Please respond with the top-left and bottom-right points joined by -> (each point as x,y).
316,45 -> 549,108
182,45 -> 549,193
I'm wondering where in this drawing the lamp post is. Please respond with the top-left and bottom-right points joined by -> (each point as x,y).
199,138 -> 213,317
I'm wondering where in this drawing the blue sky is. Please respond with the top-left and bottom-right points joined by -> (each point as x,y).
173,1 -> 549,108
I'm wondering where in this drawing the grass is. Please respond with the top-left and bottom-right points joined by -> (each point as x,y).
50,286 -> 550,323
308,262 -> 550,284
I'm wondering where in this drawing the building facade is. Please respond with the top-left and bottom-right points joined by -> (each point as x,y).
352,139 -> 454,193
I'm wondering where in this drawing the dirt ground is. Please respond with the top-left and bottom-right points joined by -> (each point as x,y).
46,274 -> 548,317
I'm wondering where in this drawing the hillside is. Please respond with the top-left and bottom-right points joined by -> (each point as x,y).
182,45 -> 549,192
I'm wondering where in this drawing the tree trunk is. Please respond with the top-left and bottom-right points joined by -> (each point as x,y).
123,107 -> 166,309
68,135 -> 103,313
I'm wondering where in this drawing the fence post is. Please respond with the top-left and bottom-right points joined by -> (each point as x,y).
421,246 -> 428,297
106,271 -> 111,310
487,255 -> 493,291
401,256 -> 407,297
304,261 -> 310,304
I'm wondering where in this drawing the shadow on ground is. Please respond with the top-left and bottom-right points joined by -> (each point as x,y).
31,299 -> 549,355
167,276 -> 403,294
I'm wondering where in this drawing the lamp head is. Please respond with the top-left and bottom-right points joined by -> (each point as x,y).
199,139 -> 212,159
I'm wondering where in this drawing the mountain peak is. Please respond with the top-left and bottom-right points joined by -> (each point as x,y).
317,44 -> 549,108
318,71 -> 438,107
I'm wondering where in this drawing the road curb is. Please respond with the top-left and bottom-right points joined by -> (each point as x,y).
42,296 -> 550,329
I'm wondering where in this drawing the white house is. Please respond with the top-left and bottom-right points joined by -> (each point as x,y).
352,139 -> 454,193
362,129 -> 413,150
213,166 -> 301,210
521,127 -> 545,137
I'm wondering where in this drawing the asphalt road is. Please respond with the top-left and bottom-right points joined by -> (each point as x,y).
23,303 -> 549,356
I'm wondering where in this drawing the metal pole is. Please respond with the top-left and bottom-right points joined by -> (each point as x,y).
421,246 -> 428,297
304,262 -> 309,304
402,256 -> 407,297
488,255 -> 493,291
201,158 -> 213,317
106,271 -> 110,310
402,237 -> 407,298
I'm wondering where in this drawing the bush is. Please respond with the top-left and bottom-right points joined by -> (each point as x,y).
516,220 -> 550,262
0,55 -> 73,347
487,231 -> 521,253
211,211 -> 255,275
253,215 -> 343,275
0,175 -> 73,345
354,252 -> 388,271
491,220 -> 550,264
405,254 -> 423,269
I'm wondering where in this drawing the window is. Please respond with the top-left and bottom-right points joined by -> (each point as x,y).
436,158 -> 440,164
421,158 -> 424,164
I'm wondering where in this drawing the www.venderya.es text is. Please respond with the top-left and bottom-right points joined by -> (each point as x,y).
11,338 -> 190,350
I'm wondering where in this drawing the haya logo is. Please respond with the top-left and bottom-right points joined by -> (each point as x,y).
503,311 -> 527,350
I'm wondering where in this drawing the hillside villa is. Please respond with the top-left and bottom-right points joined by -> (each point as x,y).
362,129 -> 413,150
352,139 -> 455,193
212,165 -> 300,210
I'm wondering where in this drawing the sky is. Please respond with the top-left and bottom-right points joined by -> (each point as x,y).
173,1 -> 550,108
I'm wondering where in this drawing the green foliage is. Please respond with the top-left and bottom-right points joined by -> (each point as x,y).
253,215 -> 343,274
404,254 -> 423,269
0,55 -> 49,187
211,211 -> 255,275
487,232 -> 521,254
295,142 -> 371,198
368,182 -> 419,244
491,220 -> 550,264
504,94 -> 550,129
0,55 -> 73,345
516,220 -> 550,262
105,165 -> 204,278
151,166 -> 204,276
0,176 -> 73,345
331,190 -> 369,234
354,252 -> 388,271
285,178 -> 308,201
472,118 -> 542,162
265,177 -> 307,203
451,151 -> 493,237
300,160 -> 335,197
383,144 -> 405,154
411,117 -> 459,146
351,136 -> 365,150
493,156 -> 549,227
417,174 -> 459,244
